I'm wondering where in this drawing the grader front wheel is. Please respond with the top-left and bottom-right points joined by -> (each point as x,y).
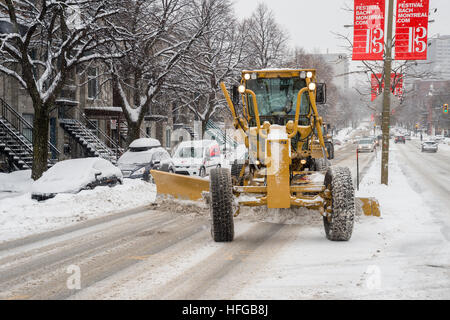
323,167 -> 355,241
210,168 -> 234,242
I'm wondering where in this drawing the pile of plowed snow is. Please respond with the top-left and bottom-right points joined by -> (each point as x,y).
0,179 -> 156,242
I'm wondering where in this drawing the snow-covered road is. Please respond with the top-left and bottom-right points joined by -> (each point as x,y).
0,137 -> 449,299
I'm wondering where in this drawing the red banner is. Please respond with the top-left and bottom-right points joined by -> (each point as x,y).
371,73 -> 403,101
352,0 -> 385,60
395,0 -> 430,60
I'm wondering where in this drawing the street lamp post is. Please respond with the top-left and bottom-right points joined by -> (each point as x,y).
380,0 -> 394,185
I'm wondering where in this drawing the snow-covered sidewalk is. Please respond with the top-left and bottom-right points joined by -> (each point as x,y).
0,179 -> 156,243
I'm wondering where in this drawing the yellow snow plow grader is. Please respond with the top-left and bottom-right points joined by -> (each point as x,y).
151,69 -> 379,242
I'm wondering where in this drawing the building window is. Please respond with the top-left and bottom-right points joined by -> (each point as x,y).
87,67 -> 98,99
22,113 -> 33,142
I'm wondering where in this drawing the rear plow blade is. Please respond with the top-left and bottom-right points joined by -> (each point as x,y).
150,170 -> 210,200
356,197 -> 381,217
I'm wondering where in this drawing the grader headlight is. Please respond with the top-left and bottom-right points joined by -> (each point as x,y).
308,82 -> 316,91
300,71 -> 307,79
307,71 -> 313,78
244,73 -> 251,80
238,85 -> 246,93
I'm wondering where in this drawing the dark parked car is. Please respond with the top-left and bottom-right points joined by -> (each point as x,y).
117,138 -> 173,181
31,158 -> 123,201
394,135 -> 405,143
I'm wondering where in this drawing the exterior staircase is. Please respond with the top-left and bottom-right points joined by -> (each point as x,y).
60,116 -> 122,164
206,120 -> 238,148
0,98 -> 59,170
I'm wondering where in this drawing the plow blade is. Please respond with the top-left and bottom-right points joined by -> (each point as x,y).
150,170 -> 210,200
356,197 -> 381,217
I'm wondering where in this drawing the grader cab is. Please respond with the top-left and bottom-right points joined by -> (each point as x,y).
151,69 -> 379,242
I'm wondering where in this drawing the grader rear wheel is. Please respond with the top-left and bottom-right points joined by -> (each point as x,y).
323,166 -> 355,241
209,167 -> 234,242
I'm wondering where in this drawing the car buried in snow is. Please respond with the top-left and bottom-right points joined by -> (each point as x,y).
31,157 -> 123,201
117,138 -> 174,181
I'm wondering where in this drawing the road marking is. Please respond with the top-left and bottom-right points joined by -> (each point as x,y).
128,255 -> 152,261
5,295 -> 30,300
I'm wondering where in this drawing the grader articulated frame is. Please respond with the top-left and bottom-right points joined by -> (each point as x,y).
151,69 -> 379,242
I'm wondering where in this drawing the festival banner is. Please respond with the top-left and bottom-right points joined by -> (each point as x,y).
395,0 -> 430,60
371,73 -> 404,101
353,0 -> 386,60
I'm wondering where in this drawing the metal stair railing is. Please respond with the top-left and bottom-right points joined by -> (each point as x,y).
118,119 -> 151,141
0,97 -> 60,159
77,107 -> 122,153
206,120 -> 238,148
0,122 -> 33,169
60,118 -> 117,161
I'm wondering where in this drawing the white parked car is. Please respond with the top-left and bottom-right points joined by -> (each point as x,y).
117,138 -> 173,181
31,157 -> 123,201
172,140 -> 221,177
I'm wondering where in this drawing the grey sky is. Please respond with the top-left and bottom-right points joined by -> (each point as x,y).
232,0 -> 450,55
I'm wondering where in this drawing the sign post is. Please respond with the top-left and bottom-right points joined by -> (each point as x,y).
381,0 -> 394,185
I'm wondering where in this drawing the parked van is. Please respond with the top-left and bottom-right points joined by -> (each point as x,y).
172,140 -> 221,177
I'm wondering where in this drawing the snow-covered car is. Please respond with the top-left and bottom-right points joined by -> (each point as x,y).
172,140 -> 221,177
31,158 -> 123,201
357,138 -> 375,152
117,138 -> 173,181
404,132 -> 411,140
421,141 -> 438,153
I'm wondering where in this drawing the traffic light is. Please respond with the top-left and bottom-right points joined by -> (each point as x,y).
444,104 -> 448,114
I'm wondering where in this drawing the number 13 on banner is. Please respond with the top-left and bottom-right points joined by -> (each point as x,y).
407,26 -> 427,54
366,28 -> 384,55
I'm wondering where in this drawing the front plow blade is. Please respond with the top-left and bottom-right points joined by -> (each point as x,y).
356,197 -> 381,217
150,170 -> 210,200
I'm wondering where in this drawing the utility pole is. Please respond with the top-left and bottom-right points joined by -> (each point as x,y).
381,0 -> 394,185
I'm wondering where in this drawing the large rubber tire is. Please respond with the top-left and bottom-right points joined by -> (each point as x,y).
325,142 -> 334,159
323,166 -> 355,241
314,158 -> 330,171
231,161 -> 244,185
209,168 -> 234,242
199,166 -> 206,177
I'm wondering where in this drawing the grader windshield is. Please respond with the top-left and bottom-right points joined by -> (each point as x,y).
246,77 -> 311,123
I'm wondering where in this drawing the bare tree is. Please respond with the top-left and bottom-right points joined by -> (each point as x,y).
105,0 -> 216,146
169,0 -> 247,134
0,0 -> 119,179
244,2 -> 289,69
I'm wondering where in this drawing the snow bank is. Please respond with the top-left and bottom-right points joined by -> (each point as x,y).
0,170 -> 32,192
0,179 -> 156,243
31,158 -> 122,194
355,145 -> 440,236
